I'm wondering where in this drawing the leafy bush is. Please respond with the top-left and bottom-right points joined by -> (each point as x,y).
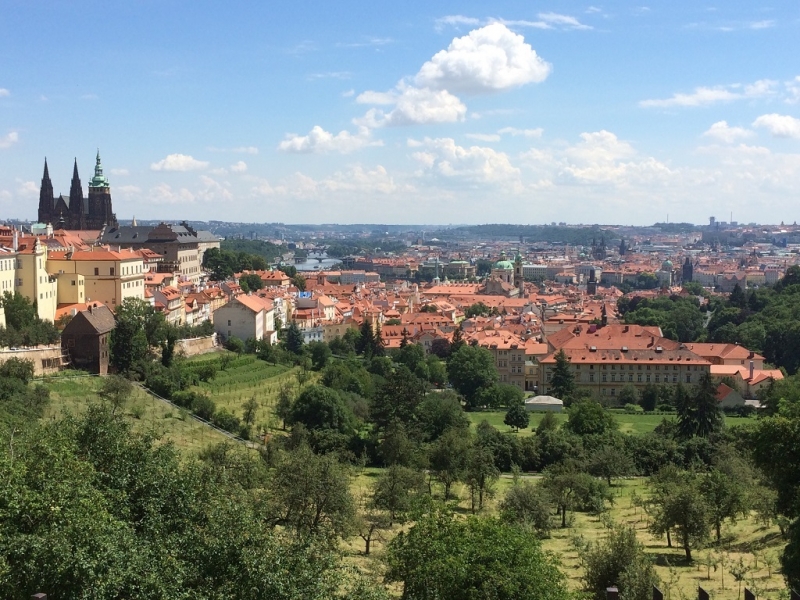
624,403 -> 644,414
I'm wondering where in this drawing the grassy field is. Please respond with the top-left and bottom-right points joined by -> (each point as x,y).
41,373 -> 231,453
468,410 -> 758,436
344,474 -> 788,600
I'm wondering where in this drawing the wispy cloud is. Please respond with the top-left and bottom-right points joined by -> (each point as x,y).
307,71 -> 352,80
207,146 -> 259,154
640,78 -> 778,108
0,88 -> 9,97
0,131 -> 19,149
436,13 -> 592,32
336,37 -> 393,48
466,133 -> 501,142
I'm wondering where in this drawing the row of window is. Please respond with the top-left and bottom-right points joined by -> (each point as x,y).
0,259 -> 20,271
577,363 -> 700,371
591,372 -> 693,384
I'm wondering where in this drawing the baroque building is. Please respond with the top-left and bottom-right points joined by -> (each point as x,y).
37,151 -> 118,230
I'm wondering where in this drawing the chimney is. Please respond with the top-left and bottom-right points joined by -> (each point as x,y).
750,360 -> 754,380
12,229 -> 18,252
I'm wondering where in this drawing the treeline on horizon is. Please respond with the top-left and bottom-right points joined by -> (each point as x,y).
434,224 -> 613,244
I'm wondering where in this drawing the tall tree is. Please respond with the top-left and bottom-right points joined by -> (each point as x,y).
550,350 -> 576,404
283,321 -> 305,355
504,399 -> 530,432
446,344 -> 499,409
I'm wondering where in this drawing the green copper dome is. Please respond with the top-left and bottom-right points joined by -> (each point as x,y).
494,260 -> 514,270
89,149 -> 110,188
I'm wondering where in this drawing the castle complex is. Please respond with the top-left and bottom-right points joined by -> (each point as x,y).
37,151 -> 118,230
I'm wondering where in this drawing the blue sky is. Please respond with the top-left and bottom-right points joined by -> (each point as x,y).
1,1 -> 799,225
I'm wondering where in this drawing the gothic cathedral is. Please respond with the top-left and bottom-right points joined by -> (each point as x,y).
37,151 -> 119,230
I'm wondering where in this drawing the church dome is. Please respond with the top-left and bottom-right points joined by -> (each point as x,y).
661,259 -> 673,271
494,260 -> 514,270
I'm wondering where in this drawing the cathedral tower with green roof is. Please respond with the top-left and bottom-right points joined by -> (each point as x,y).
37,151 -> 118,230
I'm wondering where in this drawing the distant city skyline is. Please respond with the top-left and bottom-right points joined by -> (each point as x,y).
1,1 -> 799,225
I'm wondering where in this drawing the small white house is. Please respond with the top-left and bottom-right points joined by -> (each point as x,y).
525,395 -> 564,412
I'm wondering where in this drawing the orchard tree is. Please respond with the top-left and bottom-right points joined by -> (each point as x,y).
385,511 -> 571,600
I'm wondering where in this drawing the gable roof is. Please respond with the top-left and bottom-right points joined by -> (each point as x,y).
62,304 -> 116,336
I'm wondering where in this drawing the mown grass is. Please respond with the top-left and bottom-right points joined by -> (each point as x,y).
467,410 -> 758,436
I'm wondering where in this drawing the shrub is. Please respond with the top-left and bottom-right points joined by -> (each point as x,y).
192,395 -> 216,421
624,403 -> 644,414
212,408 -> 241,433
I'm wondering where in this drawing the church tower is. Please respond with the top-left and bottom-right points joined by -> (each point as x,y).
86,150 -> 117,229
37,159 -> 54,224
68,159 -> 86,229
514,252 -> 524,296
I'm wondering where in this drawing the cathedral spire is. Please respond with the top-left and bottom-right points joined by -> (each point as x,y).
37,157 -> 55,224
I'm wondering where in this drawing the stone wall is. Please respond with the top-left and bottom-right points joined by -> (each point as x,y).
176,334 -> 218,357
0,345 -> 63,376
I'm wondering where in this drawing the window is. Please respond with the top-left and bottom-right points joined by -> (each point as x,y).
646,374 -> 651,382
672,375 -> 677,383
589,373 -> 594,382
228,320 -> 231,326
655,374 -> 660,383
94,268 -> 99,276
110,268 -> 115,276
686,374 -> 691,383
71,280 -> 76,286
628,374 -> 633,382
611,388 -> 616,396
602,374 -> 607,382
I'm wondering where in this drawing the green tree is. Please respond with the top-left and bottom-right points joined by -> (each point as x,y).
693,373 -> 723,437
385,511 -> 571,600
415,391 -> 470,442
110,297 -> 158,373
564,399 -> 619,436
239,273 -> 264,293
550,350 -> 576,404
464,443 -> 500,512
97,374 -> 134,415
371,366 -> 426,433
504,399 -> 530,432
307,340 -> 332,370
429,427 -> 471,500
446,344 -> 499,409
289,385 -> 355,433
587,444 -> 636,486
268,444 -> 356,537
701,468 -> 749,543
283,321 -> 305,355
639,384 -> 659,412
580,524 -> 661,600
647,471 -> 709,561
499,481 -> 553,537
372,464 -> 426,525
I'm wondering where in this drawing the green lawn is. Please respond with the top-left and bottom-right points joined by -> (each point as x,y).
467,409 -> 757,435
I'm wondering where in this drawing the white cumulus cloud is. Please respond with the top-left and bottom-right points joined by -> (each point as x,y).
409,137 -> 520,185
414,23 -> 551,94
0,131 -> 19,149
753,113 -> 800,139
703,121 -> 754,143
150,153 -> 209,171
356,86 -> 467,127
278,125 -> 382,153
0,89 -> 9,97
149,183 -> 196,204
230,161 -> 248,172
110,168 -> 130,176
